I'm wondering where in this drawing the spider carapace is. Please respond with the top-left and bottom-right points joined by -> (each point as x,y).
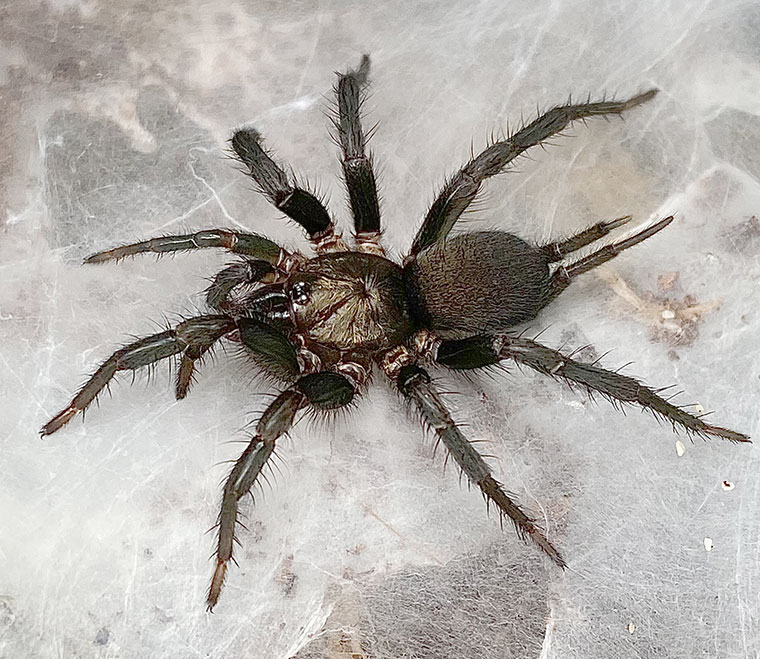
42,56 -> 750,610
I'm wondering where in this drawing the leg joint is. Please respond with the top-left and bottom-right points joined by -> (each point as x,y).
396,363 -> 430,393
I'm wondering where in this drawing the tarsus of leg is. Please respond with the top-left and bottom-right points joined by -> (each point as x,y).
175,343 -> 212,400
411,89 -> 659,256
40,315 -> 235,436
397,364 -> 566,567
84,229 -> 282,265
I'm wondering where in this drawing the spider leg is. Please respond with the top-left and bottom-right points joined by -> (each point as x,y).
40,315 -> 236,435
550,215 -> 673,297
231,129 -> 345,252
84,229 -> 283,265
208,389 -> 302,611
411,89 -> 658,255
334,54 -> 383,254
435,335 -> 750,443
539,214 -> 632,261
395,363 -> 565,567
208,371 -> 356,610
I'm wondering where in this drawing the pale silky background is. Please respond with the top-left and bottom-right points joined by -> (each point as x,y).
1,1 -> 759,658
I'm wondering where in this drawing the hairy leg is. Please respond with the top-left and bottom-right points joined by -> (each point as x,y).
411,89 -> 658,255
334,55 -> 383,251
40,316 -> 236,435
435,335 -> 750,443
540,215 -> 632,261
231,129 -> 344,251
208,371 -> 356,610
395,363 -> 565,566
550,216 -> 673,296
207,388 -> 303,610
84,229 -> 282,265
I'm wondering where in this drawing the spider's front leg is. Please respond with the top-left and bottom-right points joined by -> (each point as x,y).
231,129 -> 347,253
334,55 -> 384,255
435,335 -> 750,443
207,371 -> 355,610
389,359 -> 566,567
41,315 -> 236,435
84,229 -> 283,265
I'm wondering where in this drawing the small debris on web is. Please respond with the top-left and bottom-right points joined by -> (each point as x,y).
597,267 -> 721,347
704,537 -> 714,552
657,271 -> 679,291
626,622 -> 636,634
722,480 -> 735,491
675,440 -> 686,457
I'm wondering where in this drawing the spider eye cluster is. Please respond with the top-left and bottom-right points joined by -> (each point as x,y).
291,281 -> 311,305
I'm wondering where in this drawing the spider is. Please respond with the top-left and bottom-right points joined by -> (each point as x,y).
42,56 -> 750,610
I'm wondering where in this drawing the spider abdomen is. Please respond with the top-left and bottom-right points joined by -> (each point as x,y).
288,252 -> 413,351
404,231 -> 552,339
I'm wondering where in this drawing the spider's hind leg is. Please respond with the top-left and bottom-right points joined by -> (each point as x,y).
394,363 -> 566,567
411,89 -> 659,255
435,334 -> 750,443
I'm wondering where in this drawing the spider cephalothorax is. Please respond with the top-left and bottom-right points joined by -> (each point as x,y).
286,252 -> 412,351
42,56 -> 749,610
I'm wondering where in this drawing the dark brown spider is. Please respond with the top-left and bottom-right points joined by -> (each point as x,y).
41,56 -> 750,610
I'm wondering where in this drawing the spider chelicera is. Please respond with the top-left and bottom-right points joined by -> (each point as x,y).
41,56 -> 750,610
